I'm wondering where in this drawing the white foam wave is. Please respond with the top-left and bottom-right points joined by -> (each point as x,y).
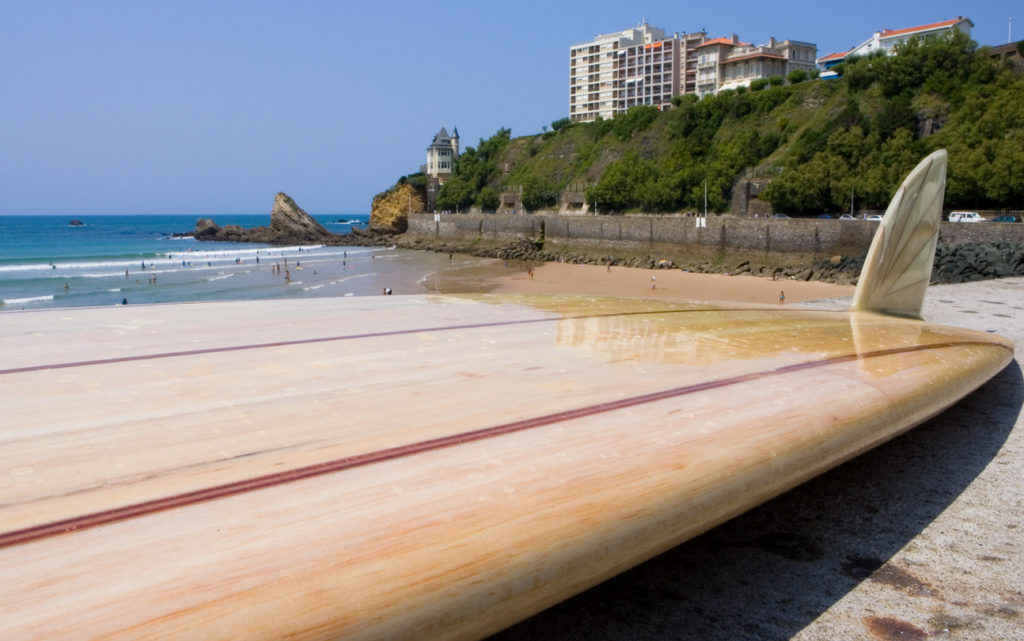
0,244 -> 367,277
207,273 -> 234,282
2,295 -> 54,305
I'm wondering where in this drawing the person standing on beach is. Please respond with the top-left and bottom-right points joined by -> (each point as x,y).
651,275 -> 656,290
779,290 -> 785,304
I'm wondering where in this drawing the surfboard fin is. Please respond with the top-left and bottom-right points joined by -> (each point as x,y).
850,149 -> 947,319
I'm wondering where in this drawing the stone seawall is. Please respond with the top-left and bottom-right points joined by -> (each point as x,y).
408,213 -> 1024,255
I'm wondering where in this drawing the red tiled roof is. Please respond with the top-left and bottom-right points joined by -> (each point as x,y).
722,51 -> 785,63
817,50 -> 849,62
879,17 -> 967,39
695,37 -> 750,48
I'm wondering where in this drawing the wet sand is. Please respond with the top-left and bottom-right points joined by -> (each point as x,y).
485,261 -> 855,305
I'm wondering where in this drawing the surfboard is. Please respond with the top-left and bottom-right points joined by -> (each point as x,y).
0,151 -> 1014,640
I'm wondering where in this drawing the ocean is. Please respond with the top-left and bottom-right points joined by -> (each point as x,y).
0,215 -> 505,310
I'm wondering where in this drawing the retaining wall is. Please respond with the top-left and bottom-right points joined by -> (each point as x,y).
409,213 -> 1024,255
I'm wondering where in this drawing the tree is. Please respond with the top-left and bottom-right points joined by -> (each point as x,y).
585,150 -> 654,211
612,105 -> 659,140
520,174 -> 557,212
476,186 -> 499,212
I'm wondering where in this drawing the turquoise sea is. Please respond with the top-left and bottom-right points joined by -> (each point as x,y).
0,215 -> 500,310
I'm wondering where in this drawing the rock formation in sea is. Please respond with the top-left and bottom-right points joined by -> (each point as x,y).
192,193 -> 337,245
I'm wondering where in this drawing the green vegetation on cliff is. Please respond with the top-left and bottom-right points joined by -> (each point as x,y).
428,31 -> 1022,216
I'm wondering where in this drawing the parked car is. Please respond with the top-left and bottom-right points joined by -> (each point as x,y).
865,215 -> 883,221
773,213 -> 790,219
993,215 -> 1019,223
817,214 -> 833,219
839,214 -> 855,220
948,211 -> 985,222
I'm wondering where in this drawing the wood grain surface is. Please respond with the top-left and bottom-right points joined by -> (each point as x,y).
0,294 -> 1013,640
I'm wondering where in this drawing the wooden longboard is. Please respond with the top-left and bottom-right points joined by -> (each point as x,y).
0,151 -> 1015,640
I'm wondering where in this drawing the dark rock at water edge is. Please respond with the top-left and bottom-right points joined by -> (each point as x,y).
189,193 -> 339,245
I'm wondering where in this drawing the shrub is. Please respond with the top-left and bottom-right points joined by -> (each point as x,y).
551,117 -> 572,131
750,78 -> 769,91
787,69 -> 809,84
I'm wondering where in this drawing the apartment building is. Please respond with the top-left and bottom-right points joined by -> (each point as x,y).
696,37 -> 748,97
678,31 -> 707,94
569,23 -> 706,122
816,16 -> 973,77
571,22 -> 817,116
697,36 -> 818,96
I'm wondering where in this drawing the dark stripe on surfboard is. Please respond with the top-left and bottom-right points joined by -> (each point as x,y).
0,306 -> 801,376
0,339 -> 1007,550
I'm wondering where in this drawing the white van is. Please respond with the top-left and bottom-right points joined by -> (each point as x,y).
948,211 -> 985,222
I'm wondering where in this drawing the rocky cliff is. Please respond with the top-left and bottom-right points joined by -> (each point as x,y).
370,182 -> 424,234
193,193 -> 338,245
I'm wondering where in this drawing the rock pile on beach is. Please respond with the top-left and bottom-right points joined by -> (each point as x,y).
932,241 -> 1024,283
799,242 -> 1024,285
378,232 -> 1024,287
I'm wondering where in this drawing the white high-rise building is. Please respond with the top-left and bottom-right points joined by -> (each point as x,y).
569,22 -> 705,123
571,22 -> 818,112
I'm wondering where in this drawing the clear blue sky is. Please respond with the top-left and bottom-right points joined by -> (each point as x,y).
1,0 -> 1017,215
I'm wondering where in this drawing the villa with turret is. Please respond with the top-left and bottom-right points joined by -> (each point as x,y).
424,126 -> 460,183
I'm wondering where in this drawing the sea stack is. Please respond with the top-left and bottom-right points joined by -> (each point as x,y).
192,192 -> 337,245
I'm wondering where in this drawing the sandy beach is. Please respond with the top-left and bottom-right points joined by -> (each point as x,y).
485,260 -> 855,305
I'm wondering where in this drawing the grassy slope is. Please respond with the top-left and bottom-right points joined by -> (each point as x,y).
432,37 -> 1023,216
